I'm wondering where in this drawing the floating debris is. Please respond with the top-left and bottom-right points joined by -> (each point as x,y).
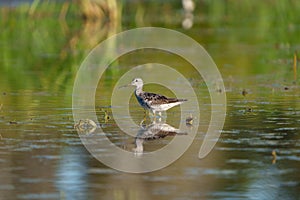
74,119 -> 97,135
216,88 -> 222,93
186,114 -> 194,125
99,108 -> 111,123
272,150 -> 277,164
104,111 -> 110,122
245,107 -> 253,112
242,89 -> 248,97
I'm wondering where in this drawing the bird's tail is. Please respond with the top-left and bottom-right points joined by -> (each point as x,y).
166,98 -> 188,104
178,99 -> 188,102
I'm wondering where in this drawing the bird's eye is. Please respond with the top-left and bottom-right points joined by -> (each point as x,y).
135,80 -> 138,82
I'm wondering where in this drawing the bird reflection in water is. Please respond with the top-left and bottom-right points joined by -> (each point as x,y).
133,120 -> 187,156
74,117 -> 192,157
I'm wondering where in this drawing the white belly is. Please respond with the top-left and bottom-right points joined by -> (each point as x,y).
150,102 -> 183,112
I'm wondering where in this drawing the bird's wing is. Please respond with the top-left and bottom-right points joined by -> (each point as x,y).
143,92 -> 186,105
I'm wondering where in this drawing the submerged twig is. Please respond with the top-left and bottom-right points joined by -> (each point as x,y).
293,51 -> 297,82
272,150 -> 277,164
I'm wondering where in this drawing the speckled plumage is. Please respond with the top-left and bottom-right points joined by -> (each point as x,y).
131,78 -> 187,114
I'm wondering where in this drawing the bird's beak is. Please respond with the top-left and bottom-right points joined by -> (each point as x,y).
118,83 -> 132,89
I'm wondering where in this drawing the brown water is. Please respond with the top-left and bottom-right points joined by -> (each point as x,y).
1,1 -> 300,200
0,76 -> 299,199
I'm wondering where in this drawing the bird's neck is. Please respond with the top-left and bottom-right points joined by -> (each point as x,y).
135,85 -> 143,95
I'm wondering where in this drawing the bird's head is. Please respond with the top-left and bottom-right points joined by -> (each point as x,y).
131,78 -> 143,87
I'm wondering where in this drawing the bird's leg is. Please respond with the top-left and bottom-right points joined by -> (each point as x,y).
150,110 -> 156,122
140,110 -> 147,126
157,111 -> 162,122
140,118 -> 146,126
143,109 -> 147,121
152,110 -> 156,118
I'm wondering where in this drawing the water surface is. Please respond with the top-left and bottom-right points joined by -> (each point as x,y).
0,1 -> 300,199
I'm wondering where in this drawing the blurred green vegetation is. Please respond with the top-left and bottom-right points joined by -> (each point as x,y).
0,0 -> 299,96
